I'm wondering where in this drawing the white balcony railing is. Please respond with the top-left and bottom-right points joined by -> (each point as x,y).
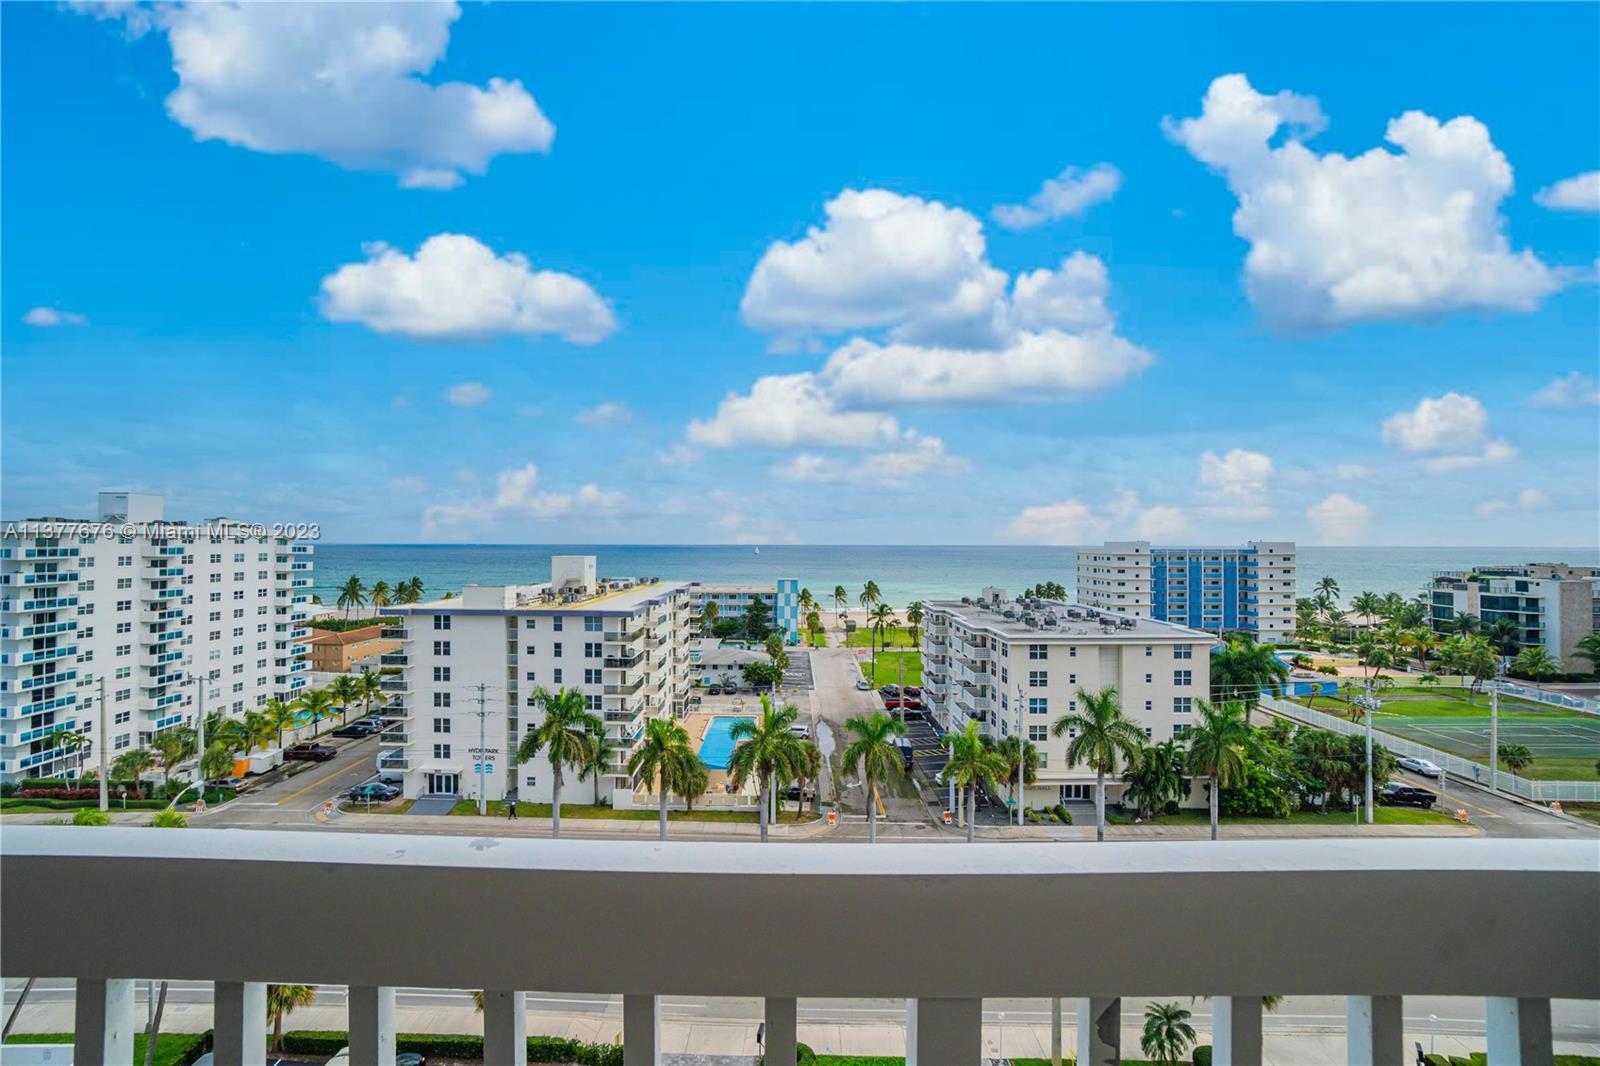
0,831 -> 1593,1066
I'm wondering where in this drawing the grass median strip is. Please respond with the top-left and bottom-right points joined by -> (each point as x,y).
447,799 -> 819,822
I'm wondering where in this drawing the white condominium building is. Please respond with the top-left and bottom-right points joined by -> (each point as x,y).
0,492 -> 314,784
922,590 -> 1213,809
690,580 -> 801,643
1428,563 -> 1600,666
382,555 -> 693,805
1076,540 -> 1297,643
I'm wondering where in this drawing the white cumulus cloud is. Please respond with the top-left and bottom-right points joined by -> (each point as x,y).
319,234 -> 616,343
424,463 -> 625,535
1006,491 -> 1183,545
1535,171 -> 1600,212
445,381 -> 492,408
1530,371 -> 1600,408
685,373 -> 905,449
1476,488 -> 1553,518
575,401 -> 632,429
992,163 -> 1123,230
1166,73 -> 1562,329
1381,392 -> 1515,470
1199,448 -> 1274,500
771,435 -> 965,484
1306,493 -> 1372,543
22,307 -> 87,327
83,1 -> 554,189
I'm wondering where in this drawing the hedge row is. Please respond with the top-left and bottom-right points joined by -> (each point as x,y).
1,796 -> 167,811
14,787 -> 149,800
281,1030 -> 624,1065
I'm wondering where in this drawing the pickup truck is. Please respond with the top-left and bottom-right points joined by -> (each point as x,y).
1378,782 -> 1436,809
284,742 -> 337,762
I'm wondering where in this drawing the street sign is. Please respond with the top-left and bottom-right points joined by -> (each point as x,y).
826,811 -> 837,826
942,810 -> 952,825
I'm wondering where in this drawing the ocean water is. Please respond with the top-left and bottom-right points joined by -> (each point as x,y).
306,544 -> 1600,610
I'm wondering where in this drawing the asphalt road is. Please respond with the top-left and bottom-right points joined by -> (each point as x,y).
1385,765 -> 1597,839
197,732 -> 381,828
6,981 -> 1596,1044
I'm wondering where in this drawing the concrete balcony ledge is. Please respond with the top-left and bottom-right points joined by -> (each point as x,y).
2,831 -> 1595,1004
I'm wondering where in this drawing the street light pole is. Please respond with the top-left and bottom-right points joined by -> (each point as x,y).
97,675 -> 109,812
1015,683 -> 1024,826
1363,677 -> 1374,825
1489,681 -> 1500,795
472,682 -> 489,816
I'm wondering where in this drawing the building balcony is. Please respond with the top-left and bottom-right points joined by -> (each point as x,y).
378,727 -> 412,747
381,627 -> 410,641
604,627 -> 647,645
380,653 -> 409,667
19,669 -> 78,691
8,834 -> 1584,1066
19,596 -> 79,612
19,645 -> 77,665
22,571 -> 79,585
604,678 -> 644,696
376,750 -> 410,772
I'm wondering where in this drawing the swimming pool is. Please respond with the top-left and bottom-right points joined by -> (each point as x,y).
698,716 -> 753,770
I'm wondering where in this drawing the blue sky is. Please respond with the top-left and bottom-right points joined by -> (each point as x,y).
4,2 -> 1597,546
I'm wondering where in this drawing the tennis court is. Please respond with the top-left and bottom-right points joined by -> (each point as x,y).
1374,712 -> 1600,761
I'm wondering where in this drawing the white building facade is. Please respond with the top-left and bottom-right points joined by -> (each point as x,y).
1428,563 -> 1600,667
1077,541 -> 1296,643
922,591 -> 1213,809
382,556 -> 693,805
689,581 -> 801,643
0,492 -> 313,784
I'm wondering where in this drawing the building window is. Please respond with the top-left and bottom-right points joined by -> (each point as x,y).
1173,724 -> 1190,737
584,668 -> 601,685
1144,673 -> 1153,684
1144,646 -> 1153,657
1174,670 -> 1192,687
1174,697 -> 1193,714
552,669 -> 563,685
433,641 -> 451,656
433,666 -> 451,682
586,695 -> 602,711
434,692 -> 452,708
525,618 -> 537,630
1028,697 -> 1048,715
553,643 -> 562,658
1028,670 -> 1047,687
552,616 -> 563,631
1028,725 -> 1048,742
433,744 -> 451,760
584,616 -> 602,632
433,615 -> 451,631
584,642 -> 601,658
1068,646 -> 1077,657
1028,643 -> 1048,660
433,718 -> 451,733
1174,644 -> 1193,660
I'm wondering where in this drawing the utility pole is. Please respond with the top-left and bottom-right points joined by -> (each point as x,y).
472,682 -> 489,816
97,675 -> 109,812
1489,681 -> 1500,795
1363,675 -> 1375,825
194,675 -> 206,788
1015,683 -> 1025,826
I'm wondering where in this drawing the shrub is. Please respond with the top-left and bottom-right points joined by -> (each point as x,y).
281,1031 -> 624,1064
1,796 -> 165,811
16,787 -> 147,801
1053,803 -> 1072,824
1193,1044 -> 1212,1066
150,808 -> 189,828
1219,761 -> 1296,819
72,808 -> 111,826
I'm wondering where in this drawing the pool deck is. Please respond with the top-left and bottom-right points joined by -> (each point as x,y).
684,711 -> 756,795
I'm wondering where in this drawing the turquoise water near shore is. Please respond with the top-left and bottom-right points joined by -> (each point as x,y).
307,544 -> 1599,610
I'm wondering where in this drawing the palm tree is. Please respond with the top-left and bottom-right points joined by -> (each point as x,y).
841,711 -> 908,843
1120,739 -> 1185,820
1349,591 -> 1384,627
1141,1002 -> 1197,1066
1512,646 -> 1560,688
266,985 -> 317,1052
1053,686 -> 1144,841
1451,611 -> 1481,637
198,742 -> 235,784
1497,743 -> 1534,775
627,717 -> 697,841
394,576 -> 424,604
943,720 -> 1006,842
296,687 -> 335,725
868,603 -> 896,678
42,728 -> 88,780
805,609 -> 822,644
1185,699 -> 1254,840
1209,636 -> 1290,710
369,580 -> 392,612
905,600 -> 924,649
989,734 -> 1039,811
726,695 -> 803,843
150,727 -> 197,790
1293,728 -> 1346,813
581,732 -> 614,806
700,599 -> 719,632
797,589 -> 816,638
1404,628 -> 1438,673
791,739 -> 822,817
111,747 -> 155,785
832,585 -> 849,639
1449,635 -> 1499,704
764,632 -> 790,699
1314,575 -> 1340,603
336,575 -> 367,621
1575,632 -> 1600,674
516,686 -> 603,838
679,760 -> 710,814
263,698 -> 298,749
859,580 -> 881,611
356,667 -> 384,721
1486,616 -> 1522,658
329,673 -> 361,723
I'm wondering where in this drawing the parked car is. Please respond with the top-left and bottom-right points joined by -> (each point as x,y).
349,782 -> 400,803
285,742 -> 336,762
396,1054 -> 430,1066
205,776 -> 249,793
332,720 -> 381,737
1397,756 -> 1443,778
854,677 -> 873,691
879,685 -> 902,697
789,722 -> 811,739
1378,782 -> 1437,809
902,686 -> 922,698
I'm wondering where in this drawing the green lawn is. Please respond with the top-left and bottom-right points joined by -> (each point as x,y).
860,650 -> 922,687
6,1032 -> 209,1066
845,625 -> 918,648
449,800 -> 817,823
1111,806 -> 1466,827
1297,686 -> 1557,719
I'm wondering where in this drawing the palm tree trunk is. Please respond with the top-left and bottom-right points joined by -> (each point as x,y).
551,769 -> 563,839
1210,774 -> 1220,841
2,978 -> 36,1041
273,1010 -> 283,1052
143,982 -> 168,1066
965,784 -> 976,843
867,779 -> 878,843
1095,768 -> 1106,842
658,784 -> 668,841
758,778 -> 769,843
